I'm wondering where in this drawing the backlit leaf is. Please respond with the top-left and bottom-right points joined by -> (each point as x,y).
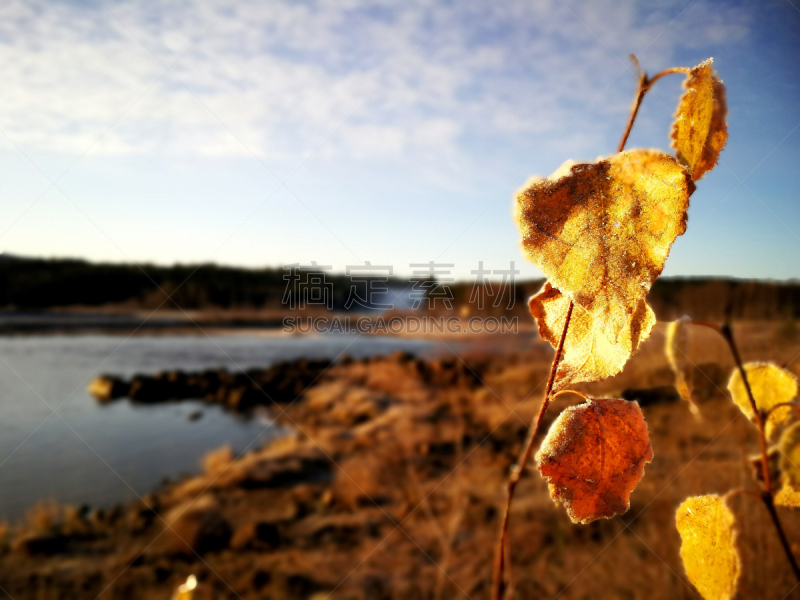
535,398 -> 653,524
665,317 -> 699,415
676,495 -> 740,600
727,363 -> 798,439
671,59 -> 728,181
529,283 -> 655,392
779,421 -> 800,491
774,486 -> 800,508
515,149 -> 692,340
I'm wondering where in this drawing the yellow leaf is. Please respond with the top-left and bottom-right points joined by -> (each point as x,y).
671,58 -> 728,181
665,318 -> 699,415
774,485 -> 800,508
779,421 -> 800,491
536,398 -> 653,524
727,363 -> 798,439
529,283 -> 655,391
676,495 -> 740,600
515,149 -> 692,340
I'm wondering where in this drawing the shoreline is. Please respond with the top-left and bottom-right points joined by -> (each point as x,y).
0,324 -> 798,598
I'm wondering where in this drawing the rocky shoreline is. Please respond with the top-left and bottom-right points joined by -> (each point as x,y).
0,325 -> 798,599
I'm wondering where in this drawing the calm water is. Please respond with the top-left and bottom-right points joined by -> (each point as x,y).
0,333 -> 463,521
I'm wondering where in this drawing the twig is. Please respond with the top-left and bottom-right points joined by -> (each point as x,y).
766,402 -> 800,420
551,389 -> 589,402
617,56 -> 688,153
724,488 -> 763,502
717,322 -> 800,582
492,301 -> 574,600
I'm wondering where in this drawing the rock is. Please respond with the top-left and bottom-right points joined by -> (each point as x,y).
202,445 -> 234,476
158,495 -> 231,556
389,350 -> 415,363
230,522 -> 280,550
11,532 -> 67,555
226,386 -> 262,410
87,376 -> 129,402
213,440 -> 331,490
187,410 -> 203,421
128,376 -> 171,403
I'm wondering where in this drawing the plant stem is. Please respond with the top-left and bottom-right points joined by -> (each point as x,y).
766,402 -> 800,420
724,488 -> 763,502
617,57 -> 688,153
492,301 -> 574,600
718,322 -> 800,582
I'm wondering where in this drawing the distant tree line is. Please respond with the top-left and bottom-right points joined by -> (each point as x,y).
0,254 -> 797,320
0,255 -> 404,311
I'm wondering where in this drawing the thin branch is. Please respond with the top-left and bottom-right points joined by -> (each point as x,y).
646,66 -> 690,88
552,389 -> 589,402
766,402 -> 800,420
617,57 -> 688,153
718,322 -> 800,582
724,488 -> 763,502
492,301 -> 574,600
688,319 -> 721,333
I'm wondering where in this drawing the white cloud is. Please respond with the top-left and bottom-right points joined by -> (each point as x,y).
0,0 -> 751,169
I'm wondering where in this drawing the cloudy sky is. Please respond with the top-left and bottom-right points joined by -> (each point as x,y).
0,0 -> 798,280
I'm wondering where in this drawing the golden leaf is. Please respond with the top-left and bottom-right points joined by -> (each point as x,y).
774,486 -> 800,508
515,149 -> 692,340
779,421 -> 800,491
727,363 -> 798,440
676,495 -> 740,600
529,283 -> 655,391
671,58 -> 728,181
536,398 -> 653,524
665,317 -> 699,415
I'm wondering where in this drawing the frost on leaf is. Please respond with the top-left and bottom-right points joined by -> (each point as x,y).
535,398 -> 653,524
515,150 -> 692,340
665,317 -> 699,415
671,58 -> 728,181
676,495 -> 740,600
774,486 -> 800,508
529,283 -> 655,391
779,421 -> 800,492
727,363 -> 798,440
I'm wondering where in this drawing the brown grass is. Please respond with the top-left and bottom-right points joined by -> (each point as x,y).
0,321 -> 798,599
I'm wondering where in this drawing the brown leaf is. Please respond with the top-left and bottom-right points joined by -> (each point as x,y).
529,283 -> 655,392
676,495 -> 740,600
515,149 -> 692,340
671,58 -> 728,180
536,398 -> 653,524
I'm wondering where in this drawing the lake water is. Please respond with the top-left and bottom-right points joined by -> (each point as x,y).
0,333 -> 479,521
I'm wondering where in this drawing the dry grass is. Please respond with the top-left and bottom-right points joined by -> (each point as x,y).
0,321 -> 799,599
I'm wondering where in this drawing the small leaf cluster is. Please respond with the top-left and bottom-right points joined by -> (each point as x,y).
514,58 -> 727,525
668,326 -> 800,599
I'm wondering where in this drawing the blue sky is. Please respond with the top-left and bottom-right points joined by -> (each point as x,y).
0,0 -> 798,281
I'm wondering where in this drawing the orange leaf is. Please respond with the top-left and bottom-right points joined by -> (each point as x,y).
671,58 -> 728,180
536,398 -> 653,524
529,283 -> 655,392
516,149 -> 692,340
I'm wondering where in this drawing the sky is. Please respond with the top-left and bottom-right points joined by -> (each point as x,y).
0,0 -> 798,281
